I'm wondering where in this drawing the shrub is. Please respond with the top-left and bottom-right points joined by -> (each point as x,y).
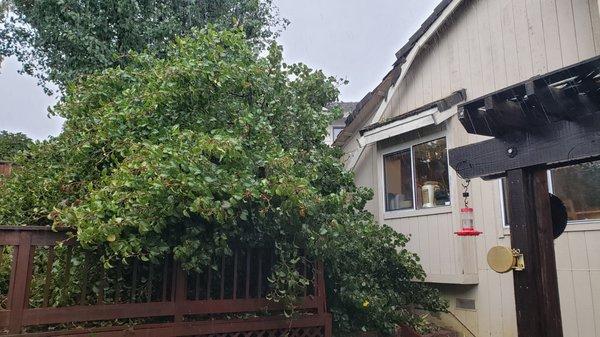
0,28 -> 446,333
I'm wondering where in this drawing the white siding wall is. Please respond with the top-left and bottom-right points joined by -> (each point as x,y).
346,0 -> 600,336
374,121 -> 479,286
351,143 -> 379,215
381,0 -> 600,122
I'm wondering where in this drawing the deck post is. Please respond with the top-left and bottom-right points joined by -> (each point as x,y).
173,261 -> 187,322
506,169 -> 563,337
315,261 -> 333,337
7,231 -> 35,334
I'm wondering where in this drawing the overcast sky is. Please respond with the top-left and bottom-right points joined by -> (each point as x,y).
0,0 -> 439,140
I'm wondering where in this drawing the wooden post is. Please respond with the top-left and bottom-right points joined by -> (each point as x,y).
316,262 -> 326,315
173,261 -> 187,322
506,168 -> 563,337
316,262 -> 332,337
7,231 -> 36,334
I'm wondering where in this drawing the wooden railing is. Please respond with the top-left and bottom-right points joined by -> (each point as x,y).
0,226 -> 331,337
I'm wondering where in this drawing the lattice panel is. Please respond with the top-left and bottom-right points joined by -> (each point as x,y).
199,327 -> 324,337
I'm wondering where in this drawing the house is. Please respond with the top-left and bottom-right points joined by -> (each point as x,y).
324,101 -> 357,146
334,0 -> 600,336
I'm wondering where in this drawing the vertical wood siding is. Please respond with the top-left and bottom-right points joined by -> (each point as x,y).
348,0 -> 600,336
380,0 -> 600,121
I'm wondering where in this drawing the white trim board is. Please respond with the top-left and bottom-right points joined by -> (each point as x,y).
359,105 -> 457,147
346,0 -> 464,170
369,0 -> 464,125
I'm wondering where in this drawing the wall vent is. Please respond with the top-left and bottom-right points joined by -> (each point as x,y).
455,298 -> 476,310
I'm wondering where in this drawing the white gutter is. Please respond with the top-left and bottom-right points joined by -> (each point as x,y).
346,140 -> 367,171
369,0 -> 464,125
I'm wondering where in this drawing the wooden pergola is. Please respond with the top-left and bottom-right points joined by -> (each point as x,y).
448,55 -> 600,337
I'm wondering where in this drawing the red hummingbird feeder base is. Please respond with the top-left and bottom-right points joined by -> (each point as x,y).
455,227 -> 483,236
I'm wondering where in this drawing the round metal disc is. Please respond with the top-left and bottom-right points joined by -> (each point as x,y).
487,246 -> 515,273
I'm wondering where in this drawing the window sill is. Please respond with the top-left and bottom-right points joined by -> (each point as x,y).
383,206 -> 453,220
420,273 -> 479,285
501,220 -> 600,237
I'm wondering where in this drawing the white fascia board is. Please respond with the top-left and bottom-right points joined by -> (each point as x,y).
369,0 -> 464,125
360,107 -> 438,146
359,105 -> 458,146
346,144 -> 366,171
432,105 -> 458,124
369,107 -> 436,135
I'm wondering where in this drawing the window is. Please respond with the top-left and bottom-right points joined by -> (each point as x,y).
383,137 -> 451,212
413,138 -> 451,208
550,161 -> 600,222
499,160 -> 600,226
332,126 -> 344,141
384,149 -> 414,211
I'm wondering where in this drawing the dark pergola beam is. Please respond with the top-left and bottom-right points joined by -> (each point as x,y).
484,96 -> 530,130
459,55 -> 600,136
448,114 -> 600,179
524,81 -> 566,121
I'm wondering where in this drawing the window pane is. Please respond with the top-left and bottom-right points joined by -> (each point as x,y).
413,138 -> 450,208
384,149 -> 414,211
551,161 -> 600,221
332,127 -> 344,141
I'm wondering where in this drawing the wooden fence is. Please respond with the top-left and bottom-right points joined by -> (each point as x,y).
0,226 -> 332,336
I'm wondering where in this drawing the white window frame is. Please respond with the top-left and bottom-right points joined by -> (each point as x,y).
380,130 -> 453,219
499,169 -> 600,228
332,126 -> 344,142
498,179 -> 508,228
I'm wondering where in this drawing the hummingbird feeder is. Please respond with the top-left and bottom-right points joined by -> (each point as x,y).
455,179 -> 482,237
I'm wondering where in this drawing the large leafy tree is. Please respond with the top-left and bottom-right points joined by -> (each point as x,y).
0,0 -> 286,93
0,130 -> 32,161
0,28 -> 446,333
0,0 -> 8,65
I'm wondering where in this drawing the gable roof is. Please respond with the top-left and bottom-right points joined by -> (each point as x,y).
332,66 -> 401,146
333,0 -> 458,147
393,0 -> 454,66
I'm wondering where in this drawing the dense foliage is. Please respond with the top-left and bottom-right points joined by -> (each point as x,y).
0,0 -> 286,93
0,28 -> 446,333
0,130 -> 32,161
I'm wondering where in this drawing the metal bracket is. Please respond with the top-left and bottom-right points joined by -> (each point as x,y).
487,246 -> 525,273
512,249 -> 525,271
